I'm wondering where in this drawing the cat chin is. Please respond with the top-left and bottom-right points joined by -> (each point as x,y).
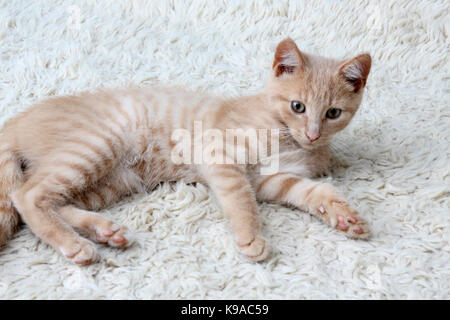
300,143 -> 317,150
298,140 -> 329,150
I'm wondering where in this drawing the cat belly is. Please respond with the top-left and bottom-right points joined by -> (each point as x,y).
129,155 -> 199,188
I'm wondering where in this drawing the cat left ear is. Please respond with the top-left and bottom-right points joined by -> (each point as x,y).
338,53 -> 372,93
273,38 -> 306,77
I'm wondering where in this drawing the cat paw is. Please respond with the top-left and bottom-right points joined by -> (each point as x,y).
94,223 -> 135,248
317,198 -> 370,239
60,239 -> 98,265
237,236 -> 271,262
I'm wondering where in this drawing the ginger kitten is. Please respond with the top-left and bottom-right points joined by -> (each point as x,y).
0,38 -> 371,264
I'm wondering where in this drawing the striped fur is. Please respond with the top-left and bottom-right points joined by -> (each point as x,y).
0,39 -> 371,264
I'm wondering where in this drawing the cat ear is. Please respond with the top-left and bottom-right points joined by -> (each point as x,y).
273,38 -> 306,77
338,53 -> 371,92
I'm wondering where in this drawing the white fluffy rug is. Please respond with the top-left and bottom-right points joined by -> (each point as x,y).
0,0 -> 449,299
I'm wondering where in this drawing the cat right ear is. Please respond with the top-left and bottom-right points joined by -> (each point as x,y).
272,38 -> 305,77
338,54 -> 372,93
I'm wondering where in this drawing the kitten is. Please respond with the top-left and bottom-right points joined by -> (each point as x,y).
0,38 -> 371,264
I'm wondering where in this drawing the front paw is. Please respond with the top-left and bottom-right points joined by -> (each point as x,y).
237,236 -> 272,262
311,185 -> 370,239
319,200 -> 370,239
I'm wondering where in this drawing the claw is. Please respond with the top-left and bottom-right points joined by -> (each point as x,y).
102,229 -> 114,237
112,235 -> 125,243
318,206 -> 326,214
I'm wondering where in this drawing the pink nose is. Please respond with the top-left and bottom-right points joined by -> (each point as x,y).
306,132 -> 320,142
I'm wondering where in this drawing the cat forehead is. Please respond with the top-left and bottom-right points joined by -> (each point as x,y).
304,53 -> 340,69
269,52 -> 355,103
303,55 -> 341,82
290,69 -> 344,101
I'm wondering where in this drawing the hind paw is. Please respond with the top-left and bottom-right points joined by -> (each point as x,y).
93,223 -> 135,248
60,239 -> 98,265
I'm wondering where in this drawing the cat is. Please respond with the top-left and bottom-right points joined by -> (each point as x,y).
0,38 -> 371,264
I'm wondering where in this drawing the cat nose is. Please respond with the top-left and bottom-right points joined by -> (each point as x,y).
306,132 -> 320,142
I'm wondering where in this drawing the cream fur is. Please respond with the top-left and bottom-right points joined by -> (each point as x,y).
0,0 -> 448,299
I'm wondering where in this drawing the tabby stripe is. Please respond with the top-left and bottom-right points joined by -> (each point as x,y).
304,184 -> 320,201
57,149 -> 103,174
217,180 -> 247,193
121,97 -> 139,125
64,138 -> 113,164
113,103 -> 132,125
211,165 -> 246,178
69,107 -> 125,146
53,174 -> 73,188
78,192 -> 91,209
165,98 -> 173,137
57,162 -> 96,184
131,101 -> 141,126
133,159 -> 148,175
104,184 -> 119,197
96,121 -> 126,150
92,190 -> 106,208
105,184 -> 120,204
180,103 -> 189,130
275,177 -> 301,200
35,189 -> 66,208
256,172 -> 286,193
0,202 -> 14,212
78,125 -> 118,159
212,104 -> 228,128
142,92 -> 158,119
140,96 -> 150,154
216,170 -> 243,179
101,106 -> 128,132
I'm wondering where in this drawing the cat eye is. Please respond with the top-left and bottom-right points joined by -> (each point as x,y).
326,108 -> 342,119
291,101 -> 306,114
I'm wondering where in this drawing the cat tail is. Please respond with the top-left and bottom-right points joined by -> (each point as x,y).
0,144 -> 22,248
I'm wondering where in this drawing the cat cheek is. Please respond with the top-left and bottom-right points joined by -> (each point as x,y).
327,118 -> 349,133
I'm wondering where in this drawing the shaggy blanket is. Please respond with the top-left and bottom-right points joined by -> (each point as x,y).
0,0 -> 448,299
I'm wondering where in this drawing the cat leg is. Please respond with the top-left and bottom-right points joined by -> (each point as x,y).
255,172 -> 370,239
58,206 -> 134,248
202,164 -> 271,261
71,166 -> 142,212
11,176 -> 98,265
59,167 -> 141,247
10,148 -> 122,264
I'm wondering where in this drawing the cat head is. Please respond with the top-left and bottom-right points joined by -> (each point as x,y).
266,38 -> 371,149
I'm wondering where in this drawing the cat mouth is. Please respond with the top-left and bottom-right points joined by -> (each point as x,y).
300,138 -> 328,150
301,141 -> 317,149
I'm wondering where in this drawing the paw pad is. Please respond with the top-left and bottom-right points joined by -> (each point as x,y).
316,198 -> 370,239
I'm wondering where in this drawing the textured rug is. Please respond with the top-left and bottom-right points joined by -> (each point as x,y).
0,0 -> 448,299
